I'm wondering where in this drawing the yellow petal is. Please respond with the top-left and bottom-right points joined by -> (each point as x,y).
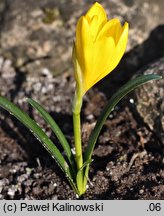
84,37 -> 115,92
97,18 -> 122,43
75,16 -> 91,73
73,3 -> 129,95
86,23 -> 129,90
85,2 -> 107,27
95,22 -> 129,86
89,15 -> 99,41
115,22 -> 129,62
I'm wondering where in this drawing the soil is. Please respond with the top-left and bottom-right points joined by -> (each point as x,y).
0,71 -> 163,200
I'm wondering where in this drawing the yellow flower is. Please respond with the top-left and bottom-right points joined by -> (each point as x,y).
73,2 -> 129,95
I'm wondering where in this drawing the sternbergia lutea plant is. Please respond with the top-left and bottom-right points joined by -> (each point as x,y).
0,2 -> 162,196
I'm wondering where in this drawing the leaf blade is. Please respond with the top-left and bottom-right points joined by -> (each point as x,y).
0,96 -> 77,192
85,74 -> 162,161
83,74 -> 161,190
27,98 -> 76,172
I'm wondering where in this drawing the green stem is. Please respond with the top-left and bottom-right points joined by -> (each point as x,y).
72,92 -> 83,170
73,113 -> 83,169
72,90 -> 85,195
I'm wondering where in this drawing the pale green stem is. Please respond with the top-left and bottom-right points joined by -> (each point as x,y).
72,92 -> 83,170
72,89 -> 85,195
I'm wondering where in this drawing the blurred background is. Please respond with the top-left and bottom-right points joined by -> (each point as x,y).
0,0 -> 164,76
0,0 -> 164,103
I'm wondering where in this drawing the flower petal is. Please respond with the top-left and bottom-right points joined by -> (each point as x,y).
85,2 -> 107,26
84,36 -> 115,92
90,15 -> 99,41
75,16 -> 91,73
97,18 -> 122,44
94,22 -> 129,87
73,3 -> 129,95
115,22 -> 129,62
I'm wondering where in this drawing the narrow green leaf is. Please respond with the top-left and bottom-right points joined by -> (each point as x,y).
78,159 -> 92,172
0,96 -> 77,192
76,159 -> 92,195
85,74 -> 162,162
27,98 -> 76,173
83,74 -> 161,190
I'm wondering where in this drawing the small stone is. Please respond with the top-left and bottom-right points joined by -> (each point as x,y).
53,183 -> 57,187
7,187 -> 16,197
133,57 -> 164,145
129,98 -> 134,104
139,189 -> 144,194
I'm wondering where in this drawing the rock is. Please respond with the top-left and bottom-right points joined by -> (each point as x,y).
105,0 -> 164,50
0,1 -> 164,143
0,57 -> 16,97
133,57 -> 164,145
0,0 -> 164,77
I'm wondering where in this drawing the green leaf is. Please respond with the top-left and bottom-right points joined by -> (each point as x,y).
27,98 -> 76,174
84,74 -> 162,163
0,96 -> 78,193
76,159 -> 92,196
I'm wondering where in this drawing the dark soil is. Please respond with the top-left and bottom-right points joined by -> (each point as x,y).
0,72 -> 163,200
